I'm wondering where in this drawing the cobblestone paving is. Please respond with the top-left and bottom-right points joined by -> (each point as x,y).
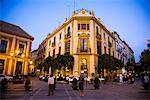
0,78 -> 150,100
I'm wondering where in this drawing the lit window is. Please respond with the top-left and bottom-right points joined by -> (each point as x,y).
19,44 -> 24,54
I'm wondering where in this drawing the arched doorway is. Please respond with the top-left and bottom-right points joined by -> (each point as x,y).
81,59 -> 88,77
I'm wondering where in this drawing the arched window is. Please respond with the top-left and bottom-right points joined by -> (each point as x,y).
67,26 -> 71,36
80,38 -> 88,52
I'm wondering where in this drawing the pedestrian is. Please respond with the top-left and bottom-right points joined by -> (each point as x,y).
79,73 -> 84,96
143,73 -> 149,93
72,77 -> 78,90
24,77 -> 31,91
48,74 -> 54,96
119,73 -> 123,83
93,76 -> 100,89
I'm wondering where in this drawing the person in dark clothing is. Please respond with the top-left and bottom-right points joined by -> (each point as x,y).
79,74 -> 84,96
72,77 -> 78,90
94,76 -> 100,89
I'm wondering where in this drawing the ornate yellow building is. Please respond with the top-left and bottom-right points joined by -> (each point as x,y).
45,9 -> 116,77
0,21 -> 34,75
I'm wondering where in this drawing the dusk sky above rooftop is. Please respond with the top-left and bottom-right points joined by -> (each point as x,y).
1,0 -> 150,62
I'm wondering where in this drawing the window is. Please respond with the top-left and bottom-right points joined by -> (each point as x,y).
0,59 -> 5,74
96,26 -> 99,35
113,51 -> 114,57
49,40 -> 51,46
59,33 -> 62,40
19,44 -> 24,54
97,41 -> 101,54
109,48 -> 111,55
108,36 -> 110,42
0,40 -> 8,53
67,26 -> 71,36
78,24 -> 80,30
81,24 -> 86,30
104,33 -> 106,40
54,37 -> 56,45
49,51 -> 50,56
80,39 -> 88,52
58,47 -> 61,55
104,47 -> 106,54
65,40 -> 70,53
87,24 -> 89,30
53,49 -> 55,57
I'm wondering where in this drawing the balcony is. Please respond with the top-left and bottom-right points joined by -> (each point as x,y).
64,34 -> 71,39
76,48 -> 91,54
52,42 -> 56,47
96,34 -> 101,40
108,41 -> 112,47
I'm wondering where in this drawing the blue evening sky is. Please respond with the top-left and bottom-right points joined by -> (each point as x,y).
0,0 -> 150,62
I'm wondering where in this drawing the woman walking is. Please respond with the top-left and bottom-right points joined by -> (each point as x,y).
79,73 -> 84,96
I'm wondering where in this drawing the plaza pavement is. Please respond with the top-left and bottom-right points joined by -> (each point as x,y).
0,77 -> 150,100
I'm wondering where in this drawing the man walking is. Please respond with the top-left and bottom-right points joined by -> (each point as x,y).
48,74 -> 54,96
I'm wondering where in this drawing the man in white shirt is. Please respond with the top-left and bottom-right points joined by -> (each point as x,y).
48,75 -> 54,95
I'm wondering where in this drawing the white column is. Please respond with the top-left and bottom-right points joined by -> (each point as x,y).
73,55 -> 79,76
24,61 -> 28,75
90,20 -> 95,54
8,37 -> 16,75
7,59 -> 13,75
26,41 -> 30,57
89,55 -> 95,77
11,37 -> 16,52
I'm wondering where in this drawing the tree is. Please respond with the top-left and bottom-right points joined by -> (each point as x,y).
37,62 -> 44,74
98,54 -> 123,74
139,49 -> 150,71
55,54 -> 74,75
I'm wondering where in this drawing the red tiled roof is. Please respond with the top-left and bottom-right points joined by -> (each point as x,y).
0,20 -> 34,40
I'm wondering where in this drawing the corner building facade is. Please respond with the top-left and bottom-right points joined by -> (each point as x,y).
0,21 -> 34,75
46,9 -> 116,77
